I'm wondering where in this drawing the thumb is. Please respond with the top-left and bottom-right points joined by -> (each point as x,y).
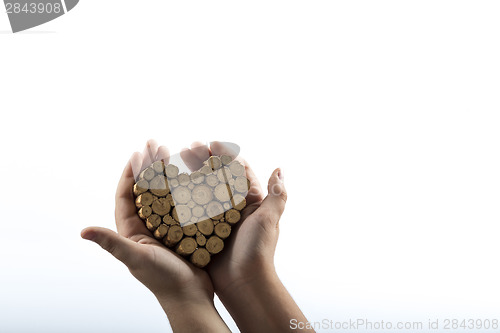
254,168 -> 287,227
81,227 -> 140,267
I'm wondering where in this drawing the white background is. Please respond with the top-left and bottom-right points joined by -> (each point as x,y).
1,1 -> 499,332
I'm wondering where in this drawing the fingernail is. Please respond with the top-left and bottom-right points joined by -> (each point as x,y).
278,168 -> 284,182
81,230 -> 96,241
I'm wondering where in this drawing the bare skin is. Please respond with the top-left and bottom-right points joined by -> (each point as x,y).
82,140 -> 314,333
182,141 -> 314,333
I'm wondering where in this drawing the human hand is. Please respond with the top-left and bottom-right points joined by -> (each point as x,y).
81,140 -> 229,333
181,142 -> 314,332
179,141 -> 287,295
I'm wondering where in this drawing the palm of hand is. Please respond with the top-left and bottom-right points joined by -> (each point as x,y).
114,149 -> 213,299
82,141 -> 287,333
176,141 -> 277,293
115,141 -> 275,298
123,221 -> 214,298
207,203 -> 278,292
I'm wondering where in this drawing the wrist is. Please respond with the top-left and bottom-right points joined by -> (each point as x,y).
217,263 -> 279,302
217,268 -> 313,333
156,288 -> 214,314
157,292 -> 230,333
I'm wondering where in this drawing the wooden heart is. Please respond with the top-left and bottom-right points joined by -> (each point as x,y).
133,155 -> 249,267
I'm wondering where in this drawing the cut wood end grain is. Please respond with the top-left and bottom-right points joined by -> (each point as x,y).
133,153 -> 249,268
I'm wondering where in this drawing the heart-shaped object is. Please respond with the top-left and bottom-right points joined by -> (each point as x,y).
4,0 -> 79,33
133,155 -> 250,267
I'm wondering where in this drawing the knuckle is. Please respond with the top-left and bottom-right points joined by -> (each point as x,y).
104,241 -> 118,257
270,184 -> 287,205
279,189 -> 288,203
98,236 -> 119,258
255,209 -> 276,226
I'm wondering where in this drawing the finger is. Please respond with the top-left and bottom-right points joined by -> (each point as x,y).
239,159 -> 264,206
180,148 -> 204,171
131,152 -> 143,181
81,227 -> 143,268
156,146 -> 170,165
141,139 -> 159,171
240,202 -> 260,222
190,142 -> 210,161
116,153 -> 139,208
208,141 -> 263,204
209,141 -> 239,159
116,153 -> 151,238
253,168 -> 287,228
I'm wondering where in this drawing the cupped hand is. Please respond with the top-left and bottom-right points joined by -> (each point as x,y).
81,140 -> 213,302
180,141 -> 287,296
